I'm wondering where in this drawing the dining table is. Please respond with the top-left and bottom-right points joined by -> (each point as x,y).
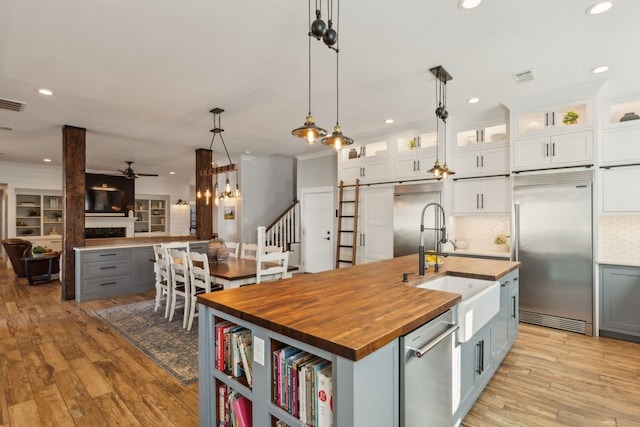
208,257 -> 297,290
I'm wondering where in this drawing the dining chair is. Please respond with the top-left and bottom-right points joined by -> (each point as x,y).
256,251 -> 290,284
264,245 -> 283,254
226,241 -> 240,258
161,241 -> 191,253
186,251 -> 217,330
153,245 -> 172,318
240,243 -> 258,260
167,248 -> 190,328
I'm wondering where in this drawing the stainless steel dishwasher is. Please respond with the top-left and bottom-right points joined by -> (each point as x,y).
400,309 -> 458,427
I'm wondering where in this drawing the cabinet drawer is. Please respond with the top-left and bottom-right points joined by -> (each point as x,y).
82,248 -> 132,262
83,258 -> 133,278
80,274 -> 131,299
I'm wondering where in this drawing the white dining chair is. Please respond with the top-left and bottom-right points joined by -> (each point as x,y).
186,251 -> 216,330
241,243 -> 258,260
152,245 -> 171,318
226,241 -> 240,258
161,241 -> 191,253
167,248 -> 190,328
264,245 -> 283,254
256,251 -> 290,284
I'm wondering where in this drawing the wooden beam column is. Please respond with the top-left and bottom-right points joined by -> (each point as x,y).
195,148 -> 213,240
62,125 -> 86,300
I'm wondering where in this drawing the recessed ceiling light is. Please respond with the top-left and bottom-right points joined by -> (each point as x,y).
384,118 -> 394,124
586,1 -> 613,15
245,150 -> 251,155
38,88 -> 54,96
591,65 -> 609,74
169,171 -> 176,175
458,0 -> 482,10
43,158 -> 52,162
467,97 -> 480,104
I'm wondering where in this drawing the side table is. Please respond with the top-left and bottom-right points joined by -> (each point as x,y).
21,253 -> 61,285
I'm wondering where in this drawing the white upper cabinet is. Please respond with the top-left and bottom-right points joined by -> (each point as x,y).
453,177 -> 510,215
338,140 -> 390,184
601,166 -> 640,213
513,99 -> 592,138
393,131 -> 437,180
454,122 -> 509,178
601,96 -> 640,166
513,131 -> 593,171
511,97 -> 595,172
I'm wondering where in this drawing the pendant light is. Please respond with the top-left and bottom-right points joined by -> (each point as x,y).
292,0 -> 327,144
321,0 -> 353,150
427,66 -> 455,179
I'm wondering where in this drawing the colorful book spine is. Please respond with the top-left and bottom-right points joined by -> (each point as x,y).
237,331 -> 253,387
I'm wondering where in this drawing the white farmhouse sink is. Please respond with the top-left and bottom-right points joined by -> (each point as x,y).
415,276 -> 500,342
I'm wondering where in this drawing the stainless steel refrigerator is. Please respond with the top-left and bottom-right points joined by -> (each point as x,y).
393,183 -> 442,257
513,170 -> 594,335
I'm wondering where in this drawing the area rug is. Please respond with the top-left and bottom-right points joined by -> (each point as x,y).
93,300 -> 198,385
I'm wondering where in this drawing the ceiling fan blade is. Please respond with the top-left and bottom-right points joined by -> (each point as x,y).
136,173 -> 159,177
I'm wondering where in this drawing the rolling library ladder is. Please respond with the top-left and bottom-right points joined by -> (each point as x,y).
336,179 -> 360,268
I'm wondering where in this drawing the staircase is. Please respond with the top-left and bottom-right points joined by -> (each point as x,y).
264,199 -> 300,251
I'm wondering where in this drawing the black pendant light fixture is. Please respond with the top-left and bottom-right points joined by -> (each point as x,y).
197,108 -> 240,206
428,66 -> 455,179
321,0 -> 353,151
292,0 -> 327,144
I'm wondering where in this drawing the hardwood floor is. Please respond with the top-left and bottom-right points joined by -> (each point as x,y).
0,264 -> 198,427
1,262 -> 639,426
463,323 -> 640,426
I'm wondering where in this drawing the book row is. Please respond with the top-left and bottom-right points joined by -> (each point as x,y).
215,322 -> 253,387
218,385 -> 252,427
272,346 -> 333,427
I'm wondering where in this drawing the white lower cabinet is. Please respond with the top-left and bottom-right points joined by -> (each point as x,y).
512,130 -> 593,171
602,166 -> 640,213
453,177 -> 510,214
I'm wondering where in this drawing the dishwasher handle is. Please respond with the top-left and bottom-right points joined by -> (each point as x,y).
408,323 -> 459,358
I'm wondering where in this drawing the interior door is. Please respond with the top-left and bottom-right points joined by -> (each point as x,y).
301,188 -> 334,273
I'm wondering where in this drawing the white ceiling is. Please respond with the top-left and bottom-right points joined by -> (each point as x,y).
1,0 -> 639,183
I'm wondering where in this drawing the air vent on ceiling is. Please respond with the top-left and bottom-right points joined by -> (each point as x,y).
0,98 -> 26,112
512,69 -> 536,83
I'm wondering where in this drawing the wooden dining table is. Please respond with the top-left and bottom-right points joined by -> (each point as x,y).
207,257 -> 297,290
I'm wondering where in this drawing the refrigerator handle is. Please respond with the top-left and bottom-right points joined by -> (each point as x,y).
514,202 -> 520,261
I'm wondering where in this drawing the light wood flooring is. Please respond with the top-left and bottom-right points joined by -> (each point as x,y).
1,262 -> 639,426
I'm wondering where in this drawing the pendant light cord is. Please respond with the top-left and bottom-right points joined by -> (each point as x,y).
334,0 -> 340,125
307,0 -> 312,115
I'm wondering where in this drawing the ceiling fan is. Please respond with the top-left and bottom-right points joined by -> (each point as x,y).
118,161 -> 159,179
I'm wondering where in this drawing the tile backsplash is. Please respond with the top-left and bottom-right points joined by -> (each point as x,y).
599,216 -> 640,259
451,215 -> 511,252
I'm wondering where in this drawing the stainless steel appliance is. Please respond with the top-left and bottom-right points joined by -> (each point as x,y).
394,183 -> 442,257
513,170 -> 593,335
400,309 -> 458,427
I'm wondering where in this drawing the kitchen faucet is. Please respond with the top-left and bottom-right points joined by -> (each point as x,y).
419,202 -> 448,275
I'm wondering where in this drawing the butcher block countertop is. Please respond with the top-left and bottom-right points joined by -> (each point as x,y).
198,254 -> 520,361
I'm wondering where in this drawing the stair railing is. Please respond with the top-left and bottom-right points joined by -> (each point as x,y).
264,199 -> 300,250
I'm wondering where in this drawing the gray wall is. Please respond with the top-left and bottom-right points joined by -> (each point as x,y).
239,154 -> 296,243
296,152 -> 337,198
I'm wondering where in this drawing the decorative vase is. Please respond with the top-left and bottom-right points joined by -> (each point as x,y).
620,112 -> 640,122
348,148 -> 358,159
216,247 -> 230,263
207,241 -> 223,260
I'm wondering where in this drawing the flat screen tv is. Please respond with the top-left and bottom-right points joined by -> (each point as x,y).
85,173 -> 135,216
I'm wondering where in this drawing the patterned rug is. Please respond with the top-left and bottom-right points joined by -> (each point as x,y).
93,300 -> 198,385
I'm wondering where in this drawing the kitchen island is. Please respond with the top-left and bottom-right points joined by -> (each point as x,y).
197,255 -> 520,427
